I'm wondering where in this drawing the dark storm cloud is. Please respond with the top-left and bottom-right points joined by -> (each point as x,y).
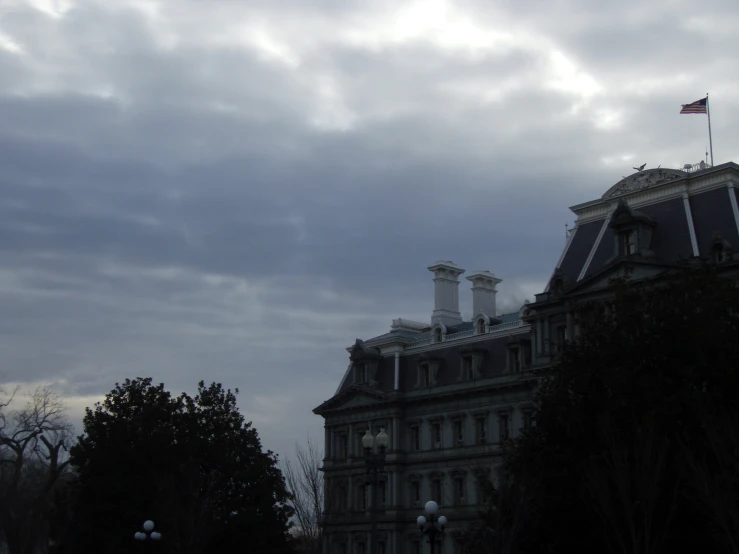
0,0 -> 737,456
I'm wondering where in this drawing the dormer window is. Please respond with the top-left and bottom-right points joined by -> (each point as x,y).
476,319 -> 486,334
354,363 -> 368,384
434,328 -> 443,342
609,200 -> 656,262
619,230 -> 635,256
713,243 -> 725,263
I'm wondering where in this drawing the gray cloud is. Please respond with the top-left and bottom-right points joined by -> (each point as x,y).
0,0 -> 737,458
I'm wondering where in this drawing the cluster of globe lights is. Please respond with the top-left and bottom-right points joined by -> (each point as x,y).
134,520 -> 162,541
417,500 -> 447,528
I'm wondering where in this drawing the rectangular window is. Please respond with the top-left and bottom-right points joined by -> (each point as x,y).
523,410 -> 533,431
359,484 -> 369,510
419,363 -> 430,387
411,481 -> 420,505
411,425 -> 421,451
556,325 -> 567,351
455,420 -> 464,447
462,356 -> 473,380
338,486 -> 347,511
379,481 -> 387,506
523,342 -> 532,367
455,477 -> 465,504
378,542 -> 386,554
340,543 -> 348,554
620,230 -> 635,256
355,543 -> 365,554
509,347 -> 520,372
499,414 -> 510,442
432,479 -> 442,505
412,541 -> 421,554
356,363 -> 368,384
337,434 -> 348,459
476,417 -> 487,445
431,422 -> 442,449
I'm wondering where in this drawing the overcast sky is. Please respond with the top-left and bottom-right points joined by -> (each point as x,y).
1,0 -> 737,460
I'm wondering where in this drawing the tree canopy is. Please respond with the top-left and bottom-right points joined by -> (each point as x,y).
469,264 -> 739,554
64,378 -> 293,554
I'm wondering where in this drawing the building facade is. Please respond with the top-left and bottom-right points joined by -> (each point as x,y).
313,161 -> 739,554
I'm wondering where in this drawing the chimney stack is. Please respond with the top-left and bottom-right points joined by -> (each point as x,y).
466,271 -> 502,318
427,261 -> 465,327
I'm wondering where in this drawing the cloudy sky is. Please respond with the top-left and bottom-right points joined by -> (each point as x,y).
1,0 -> 737,460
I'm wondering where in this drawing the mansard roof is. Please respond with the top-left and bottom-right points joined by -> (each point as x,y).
552,162 -> 739,287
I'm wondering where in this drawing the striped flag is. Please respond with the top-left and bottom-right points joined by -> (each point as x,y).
680,97 -> 708,114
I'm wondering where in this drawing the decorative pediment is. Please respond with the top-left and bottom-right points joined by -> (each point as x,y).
312,385 -> 392,415
602,167 -> 685,199
564,259 -> 674,297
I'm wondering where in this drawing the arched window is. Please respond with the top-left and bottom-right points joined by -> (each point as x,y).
476,319 -> 486,334
712,242 -> 725,263
434,328 -> 443,343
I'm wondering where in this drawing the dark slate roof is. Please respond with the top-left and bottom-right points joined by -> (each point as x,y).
336,329 -> 531,397
558,219 -> 603,282
690,187 -> 739,254
558,165 -> 739,283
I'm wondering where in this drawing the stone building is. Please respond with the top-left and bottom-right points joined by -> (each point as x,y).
313,161 -> 739,554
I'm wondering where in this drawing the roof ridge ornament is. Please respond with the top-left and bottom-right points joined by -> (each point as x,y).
603,167 -> 686,199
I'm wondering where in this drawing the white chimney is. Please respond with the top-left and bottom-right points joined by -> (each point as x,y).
466,270 -> 502,318
427,261 -> 465,327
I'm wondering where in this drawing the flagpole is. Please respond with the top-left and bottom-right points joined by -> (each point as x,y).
706,93 -> 714,166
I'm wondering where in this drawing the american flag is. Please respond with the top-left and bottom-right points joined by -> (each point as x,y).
680,97 -> 708,114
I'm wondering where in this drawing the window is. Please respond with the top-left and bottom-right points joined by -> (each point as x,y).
619,230 -> 635,256
431,422 -> 442,449
455,420 -> 464,447
411,425 -> 421,451
499,414 -> 510,442
509,346 -> 521,372
713,243 -> 725,263
337,485 -> 347,511
355,542 -> 365,554
475,416 -> 487,445
412,540 -> 421,554
379,481 -> 387,506
523,342 -> 532,367
476,319 -> 486,334
355,363 -> 368,384
523,410 -> 533,431
419,364 -> 430,387
339,543 -> 348,554
358,484 -> 369,510
556,325 -> 567,351
432,479 -> 442,505
434,328 -> 443,342
454,477 -> 465,504
337,434 -> 348,459
411,481 -> 421,506
378,542 -> 386,554
462,356 -> 474,380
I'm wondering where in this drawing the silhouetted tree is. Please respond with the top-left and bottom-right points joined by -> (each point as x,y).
283,438 -> 324,554
495,264 -> 739,554
65,378 -> 293,554
0,386 -> 74,554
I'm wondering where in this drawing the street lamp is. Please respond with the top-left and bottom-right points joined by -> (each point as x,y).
134,520 -> 162,542
363,428 -> 389,554
417,501 -> 447,554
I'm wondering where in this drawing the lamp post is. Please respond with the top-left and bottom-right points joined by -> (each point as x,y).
363,427 -> 388,554
417,501 -> 447,554
134,520 -> 162,549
